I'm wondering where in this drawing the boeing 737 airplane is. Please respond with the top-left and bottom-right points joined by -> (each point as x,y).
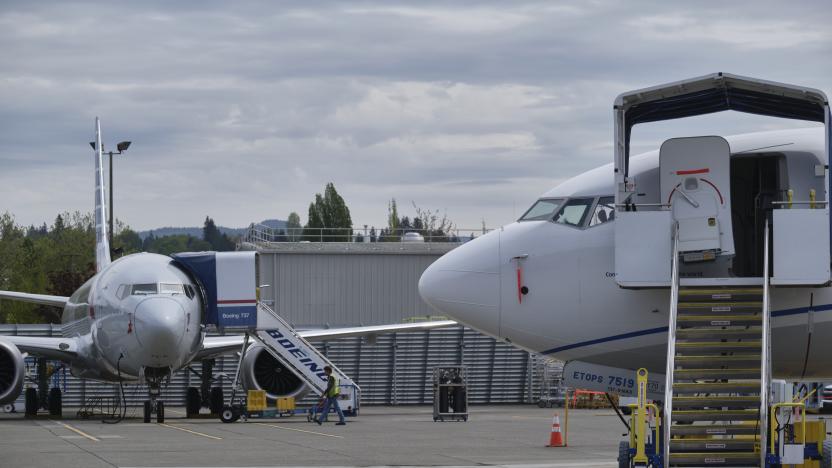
419,72 -> 832,466
0,118 -> 453,422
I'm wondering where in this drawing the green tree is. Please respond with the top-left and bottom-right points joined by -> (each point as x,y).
203,216 -> 235,251
303,183 -> 352,242
286,211 -> 301,241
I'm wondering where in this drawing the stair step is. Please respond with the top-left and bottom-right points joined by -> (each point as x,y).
679,288 -> 763,302
670,438 -> 757,452
675,369 -> 761,380
669,451 -> 760,466
672,396 -> 760,409
678,303 -> 762,315
676,341 -> 761,354
677,328 -> 762,341
671,409 -> 759,422
675,355 -> 761,367
677,315 -> 761,327
671,424 -> 759,436
673,382 -> 760,394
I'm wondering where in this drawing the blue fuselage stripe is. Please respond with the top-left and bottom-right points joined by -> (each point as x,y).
541,303 -> 831,355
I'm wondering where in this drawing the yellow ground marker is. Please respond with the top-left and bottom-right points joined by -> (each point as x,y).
158,423 -> 222,440
254,422 -> 344,439
57,422 -> 100,442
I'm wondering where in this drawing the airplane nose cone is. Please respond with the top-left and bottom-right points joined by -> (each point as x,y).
134,297 -> 186,366
419,230 -> 501,335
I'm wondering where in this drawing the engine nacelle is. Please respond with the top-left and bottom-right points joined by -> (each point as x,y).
0,339 -> 25,405
240,345 -> 308,400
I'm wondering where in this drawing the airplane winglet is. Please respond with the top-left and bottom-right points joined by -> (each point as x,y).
94,117 -> 111,272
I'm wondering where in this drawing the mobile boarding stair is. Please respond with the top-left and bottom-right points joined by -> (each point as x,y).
610,74 -> 832,468
220,302 -> 360,423
171,251 -> 360,424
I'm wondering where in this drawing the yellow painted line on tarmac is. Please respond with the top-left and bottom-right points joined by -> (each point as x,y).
158,422 -> 222,440
253,422 -> 344,438
57,422 -> 100,442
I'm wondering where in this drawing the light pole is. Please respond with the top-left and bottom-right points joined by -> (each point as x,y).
89,140 -> 131,247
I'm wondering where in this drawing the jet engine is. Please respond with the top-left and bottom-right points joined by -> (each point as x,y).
239,345 -> 308,400
0,339 -> 25,405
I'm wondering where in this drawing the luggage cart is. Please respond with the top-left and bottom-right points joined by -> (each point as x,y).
433,366 -> 468,422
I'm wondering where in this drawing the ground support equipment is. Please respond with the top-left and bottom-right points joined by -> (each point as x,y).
433,366 -> 468,422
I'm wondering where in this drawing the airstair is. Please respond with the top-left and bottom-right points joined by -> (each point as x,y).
248,302 -> 360,412
663,224 -> 771,467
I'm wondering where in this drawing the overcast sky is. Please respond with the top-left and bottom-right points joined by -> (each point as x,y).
1,1 -> 830,232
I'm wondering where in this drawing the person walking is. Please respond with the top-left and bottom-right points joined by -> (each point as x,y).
315,366 -> 346,425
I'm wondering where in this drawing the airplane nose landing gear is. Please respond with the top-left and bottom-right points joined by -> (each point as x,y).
143,367 -> 170,423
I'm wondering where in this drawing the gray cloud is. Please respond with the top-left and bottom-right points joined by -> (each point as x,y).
1,0 -> 830,231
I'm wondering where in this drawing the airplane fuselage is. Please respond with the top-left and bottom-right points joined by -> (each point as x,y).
61,253 -> 203,382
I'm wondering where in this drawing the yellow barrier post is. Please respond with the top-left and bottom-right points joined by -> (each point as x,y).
564,388 -> 569,447
810,189 -> 817,209
633,368 -> 649,465
787,189 -> 794,209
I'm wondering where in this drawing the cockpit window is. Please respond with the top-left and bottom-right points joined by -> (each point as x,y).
553,198 -> 594,227
519,198 -> 565,221
131,283 -> 158,295
160,283 -> 185,295
589,196 -> 615,227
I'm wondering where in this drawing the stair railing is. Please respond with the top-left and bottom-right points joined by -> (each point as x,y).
759,219 -> 771,466
663,221 -> 680,468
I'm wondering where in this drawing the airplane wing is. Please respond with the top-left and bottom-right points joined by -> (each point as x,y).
0,335 -> 78,361
0,290 -> 69,308
196,320 -> 457,360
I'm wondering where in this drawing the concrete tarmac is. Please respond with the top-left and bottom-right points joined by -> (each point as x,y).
0,405 -> 627,468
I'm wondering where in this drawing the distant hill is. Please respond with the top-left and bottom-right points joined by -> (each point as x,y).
138,219 -> 287,240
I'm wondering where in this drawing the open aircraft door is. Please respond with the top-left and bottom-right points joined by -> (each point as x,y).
660,136 -> 734,259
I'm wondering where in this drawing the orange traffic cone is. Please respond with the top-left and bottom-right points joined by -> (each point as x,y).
546,413 -> 565,447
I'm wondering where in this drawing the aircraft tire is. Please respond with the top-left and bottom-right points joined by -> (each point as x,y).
157,401 -> 165,423
185,387 -> 201,417
220,405 -> 239,423
48,388 -> 62,416
143,401 -> 151,423
209,387 -> 224,414
618,440 -> 631,468
24,388 -> 37,416
823,440 -> 832,468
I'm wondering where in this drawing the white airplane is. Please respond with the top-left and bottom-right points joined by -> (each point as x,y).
0,118 -> 454,421
419,73 -> 832,382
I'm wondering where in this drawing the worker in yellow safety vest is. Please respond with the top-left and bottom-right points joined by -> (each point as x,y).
314,366 -> 346,425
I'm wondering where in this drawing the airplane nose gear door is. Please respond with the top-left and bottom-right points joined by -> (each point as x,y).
660,136 -> 735,259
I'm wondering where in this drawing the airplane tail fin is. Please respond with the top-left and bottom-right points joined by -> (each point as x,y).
94,117 -> 111,272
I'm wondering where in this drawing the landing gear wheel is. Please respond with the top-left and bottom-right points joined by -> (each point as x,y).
156,401 -> 165,423
185,387 -> 201,417
25,388 -> 38,416
143,401 -> 152,423
209,387 -> 224,414
48,388 -> 62,417
220,405 -> 239,424
3,404 -> 14,413
823,440 -> 832,468
618,440 -> 631,468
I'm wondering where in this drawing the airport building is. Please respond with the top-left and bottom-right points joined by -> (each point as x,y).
1,239 -> 559,408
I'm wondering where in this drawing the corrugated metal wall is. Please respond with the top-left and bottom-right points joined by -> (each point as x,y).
2,325 -> 557,408
253,243 -> 457,326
